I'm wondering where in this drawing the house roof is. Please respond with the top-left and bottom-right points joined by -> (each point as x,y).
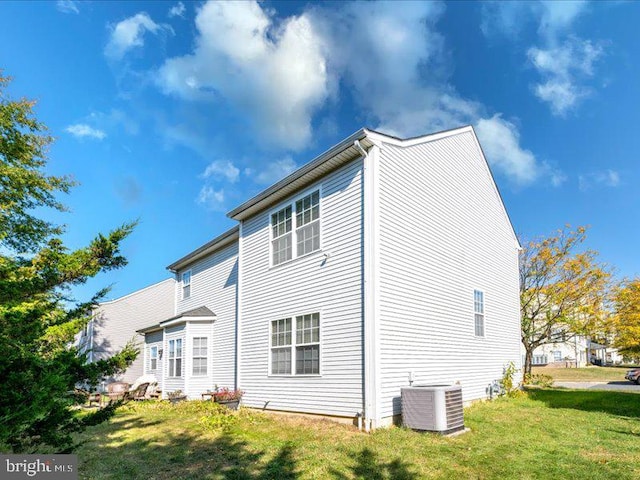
167,225 -> 239,272
227,128 -> 375,221
136,306 -> 216,334
225,125 -> 520,249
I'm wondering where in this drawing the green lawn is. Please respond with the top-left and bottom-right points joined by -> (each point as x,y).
75,390 -> 640,479
532,366 -> 632,382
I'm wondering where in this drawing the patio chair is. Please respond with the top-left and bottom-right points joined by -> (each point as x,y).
106,381 -> 130,402
130,382 -> 150,401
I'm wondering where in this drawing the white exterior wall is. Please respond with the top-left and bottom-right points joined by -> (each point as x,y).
89,279 -> 175,384
163,324 -> 186,396
175,241 -> 238,390
185,321 -> 215,399
144,330 -> 164,391
239,158 -> 364,418
377,131 -> 522,420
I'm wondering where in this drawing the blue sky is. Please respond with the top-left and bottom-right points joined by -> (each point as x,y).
0,0 -> 638,301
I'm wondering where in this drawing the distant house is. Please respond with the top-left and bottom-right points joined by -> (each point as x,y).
137,126 -> 522,429
77,278 -> 175,384
530,329 -> 623,367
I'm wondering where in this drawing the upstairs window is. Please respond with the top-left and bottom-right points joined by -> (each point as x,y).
271,206 -> 292,266
168,338 -> 183,377
474,290 -> 484,337
271,190 -> 320,266
182,270 -> 191,299
150,346 -> 158,370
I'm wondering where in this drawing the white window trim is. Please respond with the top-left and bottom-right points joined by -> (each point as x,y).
473,289 -> 485,338
191,336 -> 209,377
268,186 -> 324,269
150,345 -> 158,371
167,338 -> 183,378
268,311 -> 322,377
181,270 -> 192,300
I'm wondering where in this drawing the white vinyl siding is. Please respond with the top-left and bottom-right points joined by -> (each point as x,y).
168,338 -> 183,377
270,189 -> 321,266
192,337 -> 208,376
144,330 -> 164,393
240,158 -> 363,418
377,131 -> 522,421
474,290 -> 485,337
182,270 -> 191,299
176,241 -> 238,393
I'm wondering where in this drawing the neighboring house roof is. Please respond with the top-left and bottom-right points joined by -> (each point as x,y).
97,278 -> 175,305
167,225 -> 239,272
137,306 -> 217,334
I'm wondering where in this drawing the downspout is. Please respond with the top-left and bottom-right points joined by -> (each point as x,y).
358,138 -> 379,432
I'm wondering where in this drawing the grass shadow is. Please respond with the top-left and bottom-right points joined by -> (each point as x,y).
527,388 -> 640,419
78,416 -> 298,479
330,447 -> 417,480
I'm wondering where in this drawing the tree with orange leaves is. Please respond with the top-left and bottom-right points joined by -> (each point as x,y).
520,226 -> 612,375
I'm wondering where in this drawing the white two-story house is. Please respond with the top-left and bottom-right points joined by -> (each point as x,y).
138,126 -> 522,429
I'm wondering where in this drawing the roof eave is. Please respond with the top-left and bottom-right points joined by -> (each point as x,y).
226,128 -> 371,221
167,225 -> 239,272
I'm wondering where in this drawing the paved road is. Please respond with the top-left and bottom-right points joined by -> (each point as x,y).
554,381 -> 640,392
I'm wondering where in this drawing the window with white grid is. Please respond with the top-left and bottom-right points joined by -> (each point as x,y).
192,337 -> 208,376
474,290 -> 485,337
270,313 -> 320,375
270,190 -> 320,266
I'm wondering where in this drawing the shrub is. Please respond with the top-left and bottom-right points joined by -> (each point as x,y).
523,373 -> 554,388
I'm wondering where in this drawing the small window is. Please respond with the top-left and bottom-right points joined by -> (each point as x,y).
553,350 -> 562,362
192,337 -> 208,376
150,346 -> 158,370
271,206 -> 292,266
168,339 -> 183,377
270,318 -> 292,374
270,313 -> 320,375
474,290 -> 484,337
295,313 -> 320,374
295,191 -> 320,257
182,270 -> 191,299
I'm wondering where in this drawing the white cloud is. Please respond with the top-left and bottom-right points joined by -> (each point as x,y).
309,2 -> 550,186
56,0 -> 79,14
168,2 -> 186,18
481,1 -> 602,116
528,38 -> 603,115
154,1 -> 549,187
253,157 -> 298,185
197,185 -> 225,210
201,160 -> 240,183
579,169 -> 620,191
157,1 -> 330,150
105,12 -> 171,60
475,115 -> 540,186
65,124 -> 106,140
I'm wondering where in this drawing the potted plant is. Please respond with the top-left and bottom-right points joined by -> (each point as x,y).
212,387 -> 243,410
168,390 -> 187,404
